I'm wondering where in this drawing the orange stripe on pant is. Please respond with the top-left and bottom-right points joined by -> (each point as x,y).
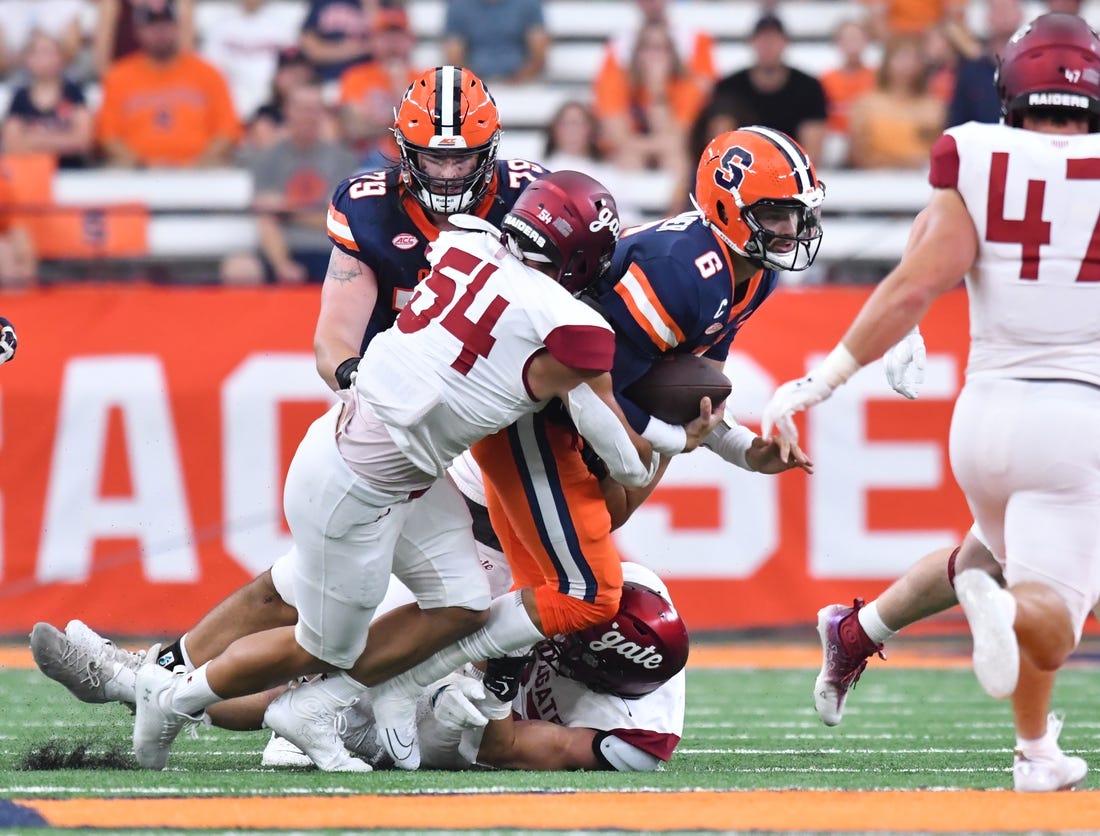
472,412 -> 622,636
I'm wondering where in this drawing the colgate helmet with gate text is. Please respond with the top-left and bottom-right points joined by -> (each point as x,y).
393,65 -> 501,214
536,579 -> 689,698
501,169 -> 620,294
693,126 -> 824,272
995,13 -> 1100,131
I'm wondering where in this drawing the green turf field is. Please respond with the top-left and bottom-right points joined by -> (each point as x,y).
1,650 -> 1095,797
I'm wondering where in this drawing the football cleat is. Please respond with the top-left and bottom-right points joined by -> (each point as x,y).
260,732 -> 313,769
30,621 -> 147,706
132,664 -> 201,770
1014,714 -> 1089,792
956,569 -> 1019,699
337,700 -> 389,766
370,673 -> 422,770
263,679 -> 371,773
813,599 -> 885,726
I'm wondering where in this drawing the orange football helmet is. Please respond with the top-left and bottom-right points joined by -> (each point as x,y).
393,65 -> 501,214
693,126 -> 824,272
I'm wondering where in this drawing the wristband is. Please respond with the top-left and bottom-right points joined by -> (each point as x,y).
702,421 -> 757,470
641,416 -> 687,456
817,344 -> 861,389
334,356 -> 361,390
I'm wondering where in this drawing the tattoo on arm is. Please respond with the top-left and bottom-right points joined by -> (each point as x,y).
326,249 -> 366,284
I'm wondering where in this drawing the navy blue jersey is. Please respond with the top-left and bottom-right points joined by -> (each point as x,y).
595,212 -> 779,431
325,158 -> 547,352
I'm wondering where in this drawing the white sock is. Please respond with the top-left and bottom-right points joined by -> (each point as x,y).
178,633 -> 196,672
170,663 -> 222,716
316,672 -> 369,704
1017,725 -> 1062,761
858,600 -> 896,645
408,591 -> 544,688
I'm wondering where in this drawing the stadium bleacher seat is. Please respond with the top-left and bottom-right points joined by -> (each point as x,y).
16,0 -> 1098,271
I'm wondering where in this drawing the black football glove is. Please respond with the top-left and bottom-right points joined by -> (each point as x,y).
0,317 -> 16,366
579,438 -> 610,481
482,653 -> 534,704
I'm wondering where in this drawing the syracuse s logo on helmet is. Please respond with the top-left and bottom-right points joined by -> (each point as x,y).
714,146 -> 753,191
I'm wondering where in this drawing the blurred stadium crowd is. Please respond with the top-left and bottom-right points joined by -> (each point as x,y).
0,0 -> 1092,287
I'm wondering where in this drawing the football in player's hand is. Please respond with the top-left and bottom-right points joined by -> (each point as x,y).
624,354 -> 732,424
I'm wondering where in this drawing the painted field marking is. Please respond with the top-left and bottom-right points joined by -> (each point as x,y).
23,790 -> 1100,831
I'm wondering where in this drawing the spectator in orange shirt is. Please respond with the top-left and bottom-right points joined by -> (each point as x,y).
847,34 -> 944,169
861,0 -> 966,43
819,20 -> 876,137
96,0 -> 241,167
594,20 -> 704,181
593,0 -> 715,115
0,161 -> 36,290
338,7 -> 420,169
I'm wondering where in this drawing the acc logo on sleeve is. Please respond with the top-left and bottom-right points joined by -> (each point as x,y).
392,233 -> 419,250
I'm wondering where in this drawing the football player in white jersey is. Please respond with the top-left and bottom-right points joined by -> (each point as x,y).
129,170 -> 719,771
325,560 -> 688,772
762,13 -> 1100,792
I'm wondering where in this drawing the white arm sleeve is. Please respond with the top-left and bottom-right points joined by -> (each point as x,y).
567,383 -> 659,488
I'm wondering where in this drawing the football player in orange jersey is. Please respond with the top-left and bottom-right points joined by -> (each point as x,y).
366,125 -> 823,768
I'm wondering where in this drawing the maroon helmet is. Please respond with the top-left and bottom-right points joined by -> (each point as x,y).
536,581 -> 690,698
501,169 -> 620,294
996,13 -> 1100,130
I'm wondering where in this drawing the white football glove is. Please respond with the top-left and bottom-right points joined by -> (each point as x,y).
883,327 -> 926,400
429,671 -> 490,731
761,375 -> 836,446
0,317 -> 16,366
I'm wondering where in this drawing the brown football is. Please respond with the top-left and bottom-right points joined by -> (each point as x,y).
623,354 -> 732,424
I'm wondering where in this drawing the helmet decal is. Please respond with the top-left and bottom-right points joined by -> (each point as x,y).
693,126 -> 824,272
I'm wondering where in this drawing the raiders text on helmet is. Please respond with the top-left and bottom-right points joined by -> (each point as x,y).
501,169 -> 620,294
996,13 -> 1100,131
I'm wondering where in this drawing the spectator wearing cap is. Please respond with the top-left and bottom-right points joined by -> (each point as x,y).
299,0 -> 376,83
96,0 -> 241,167
200,0 -> 304,121
593,0 -> 716,120
223,82 -> 358,285
443,0 -> 548,83
338,7 -> 420,169
709,14 -> 827,162
94,0 -> 196,77
2,31 -> 94,169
